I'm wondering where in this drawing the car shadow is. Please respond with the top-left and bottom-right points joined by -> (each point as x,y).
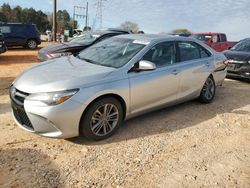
0,77 -> 14,96
0,54 -> 39,65
68,80 -> 250,145
0,102 -> 11,115
6,46 -> 43,51
226,76 -> 250,83
0,148 -> 63,187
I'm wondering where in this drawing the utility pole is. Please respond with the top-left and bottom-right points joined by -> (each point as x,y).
85,2 -> 89,28
53,0 -> 57,42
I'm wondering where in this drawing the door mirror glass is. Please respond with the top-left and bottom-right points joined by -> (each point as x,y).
136,60 -> 156,71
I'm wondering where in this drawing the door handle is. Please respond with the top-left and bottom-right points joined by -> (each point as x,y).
205,62 -> 210,67
171,69 -> 180,75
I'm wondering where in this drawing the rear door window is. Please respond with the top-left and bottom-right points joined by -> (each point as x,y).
220,34 -> 227,42
12,25 -> 26,33
178,42 -> 200,61
178,41 -> 211,62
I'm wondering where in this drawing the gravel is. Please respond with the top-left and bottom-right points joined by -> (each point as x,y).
0,46 -> 249,187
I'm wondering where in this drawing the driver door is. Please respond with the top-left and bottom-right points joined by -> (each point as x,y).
128,41 -> 181,114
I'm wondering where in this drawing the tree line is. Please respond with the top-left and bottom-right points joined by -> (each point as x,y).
0,3 -> 76,33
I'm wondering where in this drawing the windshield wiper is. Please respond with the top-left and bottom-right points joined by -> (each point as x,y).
78,56 -> 98,64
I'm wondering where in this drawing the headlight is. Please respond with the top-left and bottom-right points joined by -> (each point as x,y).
28,89 -> 79,106
47,52 -> 72,59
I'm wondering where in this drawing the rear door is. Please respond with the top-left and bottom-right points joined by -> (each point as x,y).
176,41 -> 212,100
129,41 -> 181,114
10,25 -> 27,46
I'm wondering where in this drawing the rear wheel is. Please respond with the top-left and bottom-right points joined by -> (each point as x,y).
80,97 -> 124,141
199,76 -> 216,103
26,39 -> 37,49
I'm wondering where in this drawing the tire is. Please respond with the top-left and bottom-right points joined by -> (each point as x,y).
80,97 -> 124,141
26,39 -> 38,49
199,76 -> 216,103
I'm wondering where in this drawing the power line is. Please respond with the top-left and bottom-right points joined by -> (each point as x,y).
93,0 -> 107,29
73,3 -> 89,29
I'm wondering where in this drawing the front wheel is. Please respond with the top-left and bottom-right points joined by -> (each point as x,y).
199,76 -> 216,103
80,97 -> 124,141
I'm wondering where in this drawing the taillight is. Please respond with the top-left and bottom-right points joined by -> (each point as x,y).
223,60 -> 229,66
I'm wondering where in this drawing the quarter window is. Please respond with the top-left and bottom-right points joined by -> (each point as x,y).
0,26 -> 11,33
142,42 -> 176,67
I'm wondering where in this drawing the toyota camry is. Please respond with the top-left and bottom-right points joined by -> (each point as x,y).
10,35 -> 227,140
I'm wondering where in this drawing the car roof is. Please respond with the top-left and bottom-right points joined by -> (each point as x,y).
115,34 -> 195,43
93,29 -> 131,36
0,23 -> 36,26
194,32 -> 225,35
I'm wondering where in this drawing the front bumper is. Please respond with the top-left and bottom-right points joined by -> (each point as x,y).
226,72 -> 250,80
10,88 -> 86,138
226,63 -> 250,80
37,50 -> 49,62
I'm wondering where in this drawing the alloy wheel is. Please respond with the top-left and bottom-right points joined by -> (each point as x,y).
202,77 -> 215,100
90,103 -> 119,136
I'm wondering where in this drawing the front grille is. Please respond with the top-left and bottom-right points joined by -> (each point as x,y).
10,86 -> 34,130
12,103 -> 34,130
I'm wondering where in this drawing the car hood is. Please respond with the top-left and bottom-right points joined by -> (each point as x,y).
14,56 -> 116,93
40,42 -> 84,53
223,50 -> 250,61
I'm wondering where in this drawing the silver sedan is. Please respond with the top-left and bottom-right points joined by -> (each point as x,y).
10,35 -> 227,140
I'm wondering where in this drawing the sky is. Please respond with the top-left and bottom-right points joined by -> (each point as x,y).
1,0 -> 250,40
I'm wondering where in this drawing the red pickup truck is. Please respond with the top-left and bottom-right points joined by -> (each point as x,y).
192,32 -> 238,52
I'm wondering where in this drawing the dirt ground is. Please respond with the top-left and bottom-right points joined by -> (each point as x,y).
0,44 -> 250,188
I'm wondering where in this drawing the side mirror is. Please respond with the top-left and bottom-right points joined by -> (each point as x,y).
135,60 -> 156,71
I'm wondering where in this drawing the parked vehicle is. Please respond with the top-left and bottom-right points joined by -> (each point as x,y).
73,29 -> 83,37
10,35 -> 227,140
0,31 -> 7,54
223,38 -> 250,80
38,28 -> 132,61
0,23 -> 41,49
192,32 -> 237,52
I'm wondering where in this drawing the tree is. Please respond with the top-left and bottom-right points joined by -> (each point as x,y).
120,21 -> 140,33
0,3 -> 76,33
137,30 -> 144,34
0,12 -> 7,22
171,28 -> 192,36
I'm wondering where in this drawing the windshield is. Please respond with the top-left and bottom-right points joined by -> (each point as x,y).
78,37 -> 146,68
193,34 -> 211,42
231,40 -> 250,52
69,33 -> 100,45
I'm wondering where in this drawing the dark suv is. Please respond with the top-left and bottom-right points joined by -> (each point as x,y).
0,31 -> 7,54
0,23 -> 41,49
